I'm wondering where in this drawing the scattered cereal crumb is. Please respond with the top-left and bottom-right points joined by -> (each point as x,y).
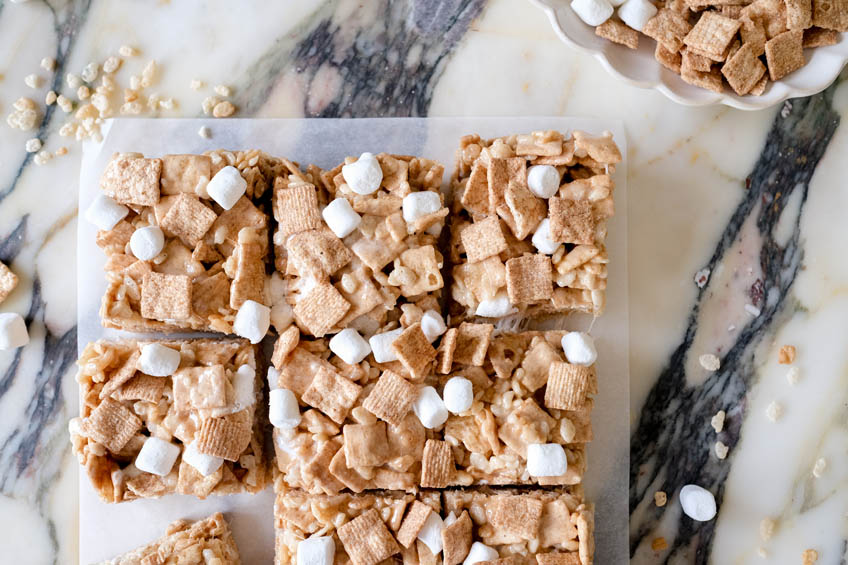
140,60 -> 157,88
66,73 -> 82,89
694,268 -> 711,288
54,146 -> 68,156
24,138 -> 42,153
198,126 -> 211,139
6,97 -> 40,130
214,84 -> 231,97
118,45 -> 137,57
201,96 -> 219,115
699,353 -> 721,371
802,549 -> 818,564
33,150 -> 52,166
759,518 -> 775,541
651,537 -> 668,551
786,366 -> 800,385
781,101 -> 792,118
24,74 -> 43,89
45,90 -> 57,105
727,324 -> 736,332
102,56 -> 122,74
212,100 -> 235,118
714,441 -> 728,460
190,79 -> 205,90
81,62 -> 99,83
59,122 -> 76,137
765,401 -> 783,422
745,304 -> 761,317
77,85 -> 91,100
129,74 -> 141,90
654,491 -> 667,507
812,458 -> 826,478
120,101 -> 142,115
159,97 -> 176,110
57,94 -> 73,113
756,547 -> 767,558
711,410 -> 726,433
778,345 -> 796,364
40,57 -> 56,72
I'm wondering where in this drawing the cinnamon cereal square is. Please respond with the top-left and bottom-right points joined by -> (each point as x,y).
0,261 -> 18,305
302,366 -> 363,424
684,12 -> 741,60
421,439 -> 456,488
292,282 -> 350,337
505,255 -> 553,304
643,8 -> 694,53
343,422 -> 390,468
549,198 -> 596,244
159,193 -> 217,247
160,154 -> 212,195
391,322 -> 437,379
460,216 -> 508,263
195,410 -> 253,462
337,509 -> 401,565
140,272 -> 192,322
545,362 -> 594,410
765,29 -> 806,80
722,43 -> 768,94
396,501 -> 434,548
812,0 -> 848,31
274,181 -> 323,238
100,156 -> 162,206
785,0 -> 813,28
362,370 -> 417,425
595,19 -> 640,49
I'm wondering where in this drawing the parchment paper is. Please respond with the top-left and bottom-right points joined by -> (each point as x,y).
78,118 -> 629,564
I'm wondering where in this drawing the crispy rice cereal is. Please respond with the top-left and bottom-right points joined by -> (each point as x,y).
450,131 -> 618,318
97,150 -> 283,334
70,339 -> 266,502
272,154 -> 446,338
96,512 -> 241,564
270,330 -> 592,493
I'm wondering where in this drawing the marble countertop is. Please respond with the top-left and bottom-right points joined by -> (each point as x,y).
0,0 -> 845,563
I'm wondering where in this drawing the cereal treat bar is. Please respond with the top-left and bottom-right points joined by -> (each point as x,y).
70,338 -> 266,502
449,131 -> 619,319
269,326 -> 593,493
271,152 -> 446,338
96,512 -> 241,565
94,150 -> 282,334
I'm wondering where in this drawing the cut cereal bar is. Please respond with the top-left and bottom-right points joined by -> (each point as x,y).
70,338 -> 266,502
96,150 -> 282,334
96,512 -> 241,564
449,131 -> 618,318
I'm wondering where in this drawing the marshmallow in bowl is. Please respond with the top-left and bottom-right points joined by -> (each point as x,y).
134,436 -> 181,476
342,152 -> 383,195
679,484 -> 717,521
531,218 -> 560,255
138,343 -> 181,376
571,0 -> 614,26
618,0 -> 657,32
403,191 -> 442,224
129,225 -> 165,260
527,165 -> 560,199
85,194 -> 129,231
233,300 -> 271,344
527,443 -> 569,477
206,165 -> 247,210
561,331 -> 598,366
322,197 -> 361,238
329,328 -> 371,365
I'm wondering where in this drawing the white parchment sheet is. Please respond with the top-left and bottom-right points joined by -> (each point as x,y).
78,118 -> 629,564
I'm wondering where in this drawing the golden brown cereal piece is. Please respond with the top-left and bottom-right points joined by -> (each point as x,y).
462,162 -> 492,217
487,158 -> 527,213
396,501 -> 434,548
195,410 -> 252,462
643,8 -> 694,53
392,323 -> 437,380
545,362 -> 594,410
595,19 -> 640,49
100,157 -> 162,206
343,422 -> 390,467
302,366 -> 363,424
549,198 -> 595,245
329,448 -> 370,492
749,73 -> 770,95
488,495 -> 544,541
442,510 -> 473,565
536,553 -> 581,565
785,0 -> 813,28
655,43 -> 683,72
722,43 -> 768,95
173,365 -> 227,411
437,327 -> 459,374
683,49 -> 714,73
191,272 -> 230,318
765,29 -> 806,80
293,282 -> 350,337
337,509 -> 401,565
287,230 -> 353,279
453,323 -> 493,367
302,438 -> 346,495
229,231 -> 265,309
573,130 -> 623,165
515,131 -> 564,157
160,154 -> 212,195
140,272 -> 192,321
684,12 -> 742,60
721,5 -> 745,18
99,350 -> 141,399
0,261 -> 18,304
159,193 -> 217,247
420,439 -> 455,488
80,397 -> 142,453
803,26 -> 840,45
778,344 -> 796,364
503,179 -> 547,240
461,216 -> 508,263
740,17 -> 768,56
362,370 -> 418,425
802,549 -> 819,565
681,62 -> 725,93
275,182 -> 323,238
271,326 -> 300,370
505,254 -> 553,304
812,0 -> 848,30
112,374 -> 165,403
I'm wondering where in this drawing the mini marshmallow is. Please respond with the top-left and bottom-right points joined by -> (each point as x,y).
270,388 -> 301,429
206,165 -> 247,210
618,0 -> 657,31
322,198 -> 362,238
420,310 -> 447,343
329,328 -> 371,365
416,512 -> 444,555
234,300 -> 271,344
0,313 -> 28,350
402,191 -> 442,224
561,332 -> 597,366
342,152 -> 382,195
85,194 -> 129,231
134,436 -> 180,476
475,292 -> 516,318
444,512 -> 458,527
532,219 -> 560,255
571,0 -> 614,26
267,366 -> 281,390
413,386 -> 449,429
297,536 -> 335,565
527,165 -> 560,199
231,365 -> 256,409
182,441 -> 223,477
138,343 -> 181,377
369,328 -> 403,363
679,484 -> 717,521
463,542 -> 499,565
129,225 -> 165,260
443,376 -> 473,414
527,443 -> 568,477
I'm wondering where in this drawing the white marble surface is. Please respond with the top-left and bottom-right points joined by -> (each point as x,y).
0,0 -> 845,563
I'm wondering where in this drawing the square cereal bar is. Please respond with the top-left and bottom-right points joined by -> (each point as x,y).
96,512 -> 241,564
449,131 -> 618,318
271,153 -> 446,337
70,338 -> 266,502
97,150 -> 282,334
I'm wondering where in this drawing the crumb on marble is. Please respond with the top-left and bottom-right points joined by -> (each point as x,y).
66,73 -> 82,89
214,84 -> 231,97
745,304 -> 761,317
24,74 -> 43,89
140,60 -> 157,88
651,537 -> 668,551
757,547 -> 767,558
694,267 -> 711,288
765,400 -> 783,422
190,78 -> 205,90
33,150 -> 53,166
714,441 -> 729,460
40,57 -> 56,72
77,85 -> 91,100
711,410 -> 726,433
119,45 -> 138,57
812,457 -> 826,478
57,94 -> 73,113
802,549 -> 818,564
759,518 -> 775,541
81,62 -> 99,83
6,97 -> 40,130
654,491 -> 667,507
699,353 -> 721,371
55,146 -> 68,157
198,126 -> 212,139
103,56 -> 122,74
25,138 -> 42,153
202,96 -> 219,115
778,344 -> 796,364
212,100 -> 236,118
45,90 -> 57,105
786,366 -> 800,385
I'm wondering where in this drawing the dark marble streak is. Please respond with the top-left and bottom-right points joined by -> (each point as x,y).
629,86 -> 841,562
235,0 -> 487,117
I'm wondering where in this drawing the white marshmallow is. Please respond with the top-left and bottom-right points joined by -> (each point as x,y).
369,328 -> 403,363
532,219 -> 560,255
138,343 -> 181,377
475,292 -> 516,318
413,386 -> 449,429
679,484 -> 717,521
85,194 -> 129,231
267,366 -> 281,390
527,165 -> 560,199
561,332 -> 597,366
182,441 -> 223,477
322,198 -> 362,238
0,313 -> 28,350
416,512 -> 444,555
234,300 -> 271,344
444,512 -> 458,527
297,536 -> 335,565
618,0 -> 658,31
527,443 -> 568,477
135,436 -> 180,476
464,542 -> 499,565
329,328 -> 371,365
402,191 -> 442,224
420,310 -> 447,343
270,388 -> 301,429
206,165 -> 247,210
342,152 -> 383,195
129,225 -> 165,260
571,0 -> 614,26
443,377 -> 473,414
232,365 -> 256,409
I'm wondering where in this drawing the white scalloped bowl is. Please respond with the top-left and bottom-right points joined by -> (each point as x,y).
532,0 -> 848,110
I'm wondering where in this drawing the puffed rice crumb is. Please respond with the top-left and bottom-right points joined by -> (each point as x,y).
711,410 -> 726,433
66,73 -> 82,89
77,85 -> 91,100
102,56 -> 122,74
24,74 -> 43,89
714,441 -> 728,459
699,353 -> 721,371
765,401 -> 783,422
201,96 -> 219,115
759,518 -> 775,541
140,60 -> 157,88
25,138 -> 42,153
55,146 -> 68,156
212,100 -> 235,118
198,126 -> 211,139
119,45 -> 137,57
33,150 -> 53,166
59,123 -> 76,137
120,101 -> 142,115
45,90 -> 57,105
40,57 -> 56,72
129,75 -> 141,90
57,94 -> 73,113
81,62 -> 99,83
802,549 -> 818,564
190,79 -> 205,90
654,491 -> 667,507
7,97 -> 40,130
214,84 -> 231,97
812,458 -> 826,478
778,344 -> 796,364
786,366 -> 800,385
757,547 -> 767,558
